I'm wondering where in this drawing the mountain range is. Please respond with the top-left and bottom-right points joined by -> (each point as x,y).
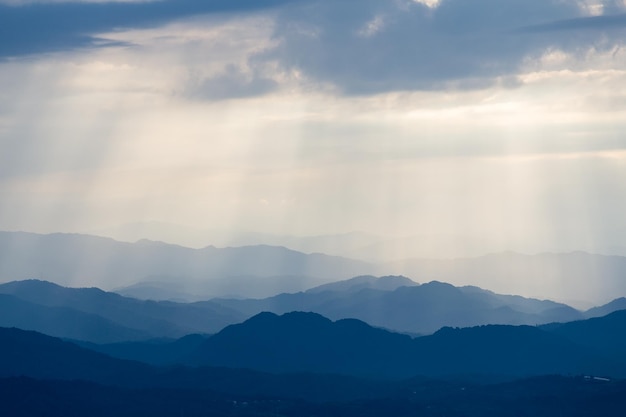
388,251 -> 626,306
3,309 -> 626,382
0,231 -> 375,298
2,231 -> 626,304
4,276 -> 624,342
2,230 -> 626,415
187,310 -> 626,379
0,280 -> 244,342
211,279 -> 586,335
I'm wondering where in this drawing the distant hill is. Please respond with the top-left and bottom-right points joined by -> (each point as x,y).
0,294 -> 150,343
212,280 -> 583,335
585,297 -> 626,318
305,275 -> 418,293
2,231 -> 625,304
386,251 -> 626,305
0,231 -> 376,298
0,280 -> 244,342
188,311 -> 625,379
0,278 -> 585,341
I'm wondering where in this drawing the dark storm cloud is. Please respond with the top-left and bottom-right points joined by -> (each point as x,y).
0,0 -> 304,57
262,0 -> 626,94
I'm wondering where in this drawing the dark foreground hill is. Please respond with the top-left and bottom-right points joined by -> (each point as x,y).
2,326 -> 626,416
189,311 -> 625,379
5,309 -> 626,384
0,326 -> 396,402
540,310 -> 626,358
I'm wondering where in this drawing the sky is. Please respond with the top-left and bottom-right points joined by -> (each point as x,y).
1,0 -> 626,257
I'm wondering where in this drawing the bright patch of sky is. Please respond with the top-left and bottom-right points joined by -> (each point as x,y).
1,0 -> 626,257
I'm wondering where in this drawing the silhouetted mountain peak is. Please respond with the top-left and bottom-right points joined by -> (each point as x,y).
190,311 -> 414,376
223,311 -> 334,336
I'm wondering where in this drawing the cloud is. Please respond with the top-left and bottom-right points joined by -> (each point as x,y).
259,0 -> 626,94
0,0 -> 304,57
4,0 -> 625,95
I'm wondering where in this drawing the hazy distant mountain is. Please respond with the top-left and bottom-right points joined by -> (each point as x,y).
386,251 -> 626,305
212,280 -> 583,335
3,231 -> 626,304
305,275 -> 418,293
0,294 -> 150,343
0,277 -> 588,341
92,221 -> 386,258
585,297 -> 626,318
0,280 -> 244,341
189,311 -> 624,379
0,231 -> 376,297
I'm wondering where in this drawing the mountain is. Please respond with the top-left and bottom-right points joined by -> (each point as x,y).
0,277 -> 586,341
0,327 -> 151,383
0,326 -> 396,402
386,251 -> 626,306
3,231 -> 625,304
74,334 -> 209,366
188,311 -> 415,378
0,280 -> 244,341
92,222 -> 394,261
189,311 -> 625,379
585,297 -> 626,318
541,310 -> 626,358
3,312 -> 626,382
305,274 -> 418,293
211,280 -> 583,335
0,231 -> 377,298
0,294 -> 150,343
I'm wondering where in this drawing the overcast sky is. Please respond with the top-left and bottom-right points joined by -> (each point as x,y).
1,0 -> 626,257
